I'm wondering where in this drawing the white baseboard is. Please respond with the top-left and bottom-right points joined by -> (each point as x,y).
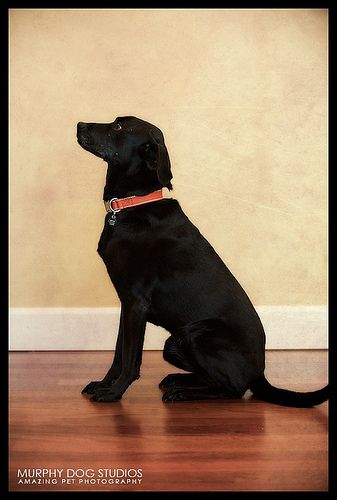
9,306 -> 328,351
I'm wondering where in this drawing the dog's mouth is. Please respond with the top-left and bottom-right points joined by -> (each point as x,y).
76,122 -> 120,163
77,125 -> 103,159
77,135 -> 90,147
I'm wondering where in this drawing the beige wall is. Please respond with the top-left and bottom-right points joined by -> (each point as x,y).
10,9 -> 327,308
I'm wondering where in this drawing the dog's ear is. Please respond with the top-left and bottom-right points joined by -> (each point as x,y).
139,131 -> 173,189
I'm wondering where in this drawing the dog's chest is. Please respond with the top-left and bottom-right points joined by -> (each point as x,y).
97,219 -> 156,284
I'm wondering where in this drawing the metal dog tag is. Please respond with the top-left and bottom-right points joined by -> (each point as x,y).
108,213 -> 117,226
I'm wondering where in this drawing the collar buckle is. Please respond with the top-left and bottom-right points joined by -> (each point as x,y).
108,198 -> 121,213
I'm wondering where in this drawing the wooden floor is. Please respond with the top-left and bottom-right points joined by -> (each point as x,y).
9,350 -> 328,492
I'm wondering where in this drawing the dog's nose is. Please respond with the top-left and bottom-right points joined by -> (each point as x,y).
77,122 -> 89,131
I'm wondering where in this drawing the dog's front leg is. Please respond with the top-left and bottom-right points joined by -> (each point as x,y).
81,306 -> 126,395
91,301 -> 147,402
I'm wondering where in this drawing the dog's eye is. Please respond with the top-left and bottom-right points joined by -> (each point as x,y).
113,122 -> 122,131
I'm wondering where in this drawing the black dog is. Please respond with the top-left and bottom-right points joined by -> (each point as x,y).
77,116 -> 328,407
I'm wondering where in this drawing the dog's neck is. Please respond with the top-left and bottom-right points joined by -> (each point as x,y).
103,160 -> 167,202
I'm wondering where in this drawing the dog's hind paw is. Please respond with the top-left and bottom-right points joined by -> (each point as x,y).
159,374 -> 182,389
159,373 -> 201,390
162,387 -> 191,402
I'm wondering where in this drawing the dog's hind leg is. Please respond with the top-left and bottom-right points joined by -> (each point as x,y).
162,335 -> 193,370
159,373 -> 207,389
162,386 -> 237,402
162,319 -> 263,403
160,336 -> 207,389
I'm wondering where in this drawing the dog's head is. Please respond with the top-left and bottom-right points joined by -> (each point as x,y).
77,116 -> 172,199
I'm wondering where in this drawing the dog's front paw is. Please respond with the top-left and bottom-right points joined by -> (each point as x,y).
162,387 -> 190,402
91,387 -> 122,402
81,381 -> 111,395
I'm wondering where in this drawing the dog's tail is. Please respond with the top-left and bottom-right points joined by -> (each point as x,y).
250,376 -> 329,408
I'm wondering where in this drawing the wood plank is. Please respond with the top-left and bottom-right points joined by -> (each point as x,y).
9,350 -> 328,492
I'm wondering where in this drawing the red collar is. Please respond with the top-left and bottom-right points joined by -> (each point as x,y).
104,189 -> 163,214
